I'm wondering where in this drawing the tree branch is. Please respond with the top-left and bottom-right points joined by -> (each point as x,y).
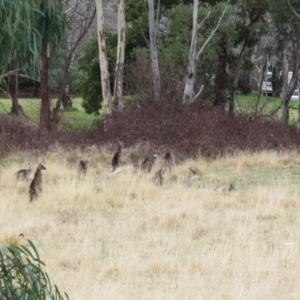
196,1 -> 229,61
287,0 -> 300,21
193,85 -> 204,101
197,11 -> 211,32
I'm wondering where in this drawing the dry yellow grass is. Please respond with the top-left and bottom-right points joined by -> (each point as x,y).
1,148 -> 300,299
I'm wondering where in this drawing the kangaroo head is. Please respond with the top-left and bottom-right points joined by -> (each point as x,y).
79,160 -> 87,166
164,151 -> 173,160
189,168 -> 196,175
152,149 -> 160,158
38,163 -> 46,171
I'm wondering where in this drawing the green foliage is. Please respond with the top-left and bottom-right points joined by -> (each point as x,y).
238,72 -> 252,94
159,3 -> 192,65
66,65 -> 86,94
0,0 -> 66,75
78,34 -> 117,115
78,36 -> 103,115
125,0 -> 191,62
48,47 -> 86,94
37,0 -> 66,48
269,0 -> 300,39
0,234 -> 69,299
0,0 -> 39,68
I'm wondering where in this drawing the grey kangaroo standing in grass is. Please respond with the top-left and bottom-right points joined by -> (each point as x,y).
29,163 -> 46,203
78,160 -> 88,176
141,151 -> 159,173
163,150 -> 174,173
228,183 -> 236,192
152,166 -> 165,186
183,168 -> 197,187
15,163 -> 32,181
112,142 -> 123,172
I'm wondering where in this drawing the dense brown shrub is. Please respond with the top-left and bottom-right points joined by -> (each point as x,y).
0,115 -> 46,156
1,101 -> 300,158
84,101 -> 300,157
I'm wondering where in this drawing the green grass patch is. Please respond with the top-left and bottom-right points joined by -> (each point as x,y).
0,97 -> 101,130
235,92 -> 298,124
58,98 -> 101,130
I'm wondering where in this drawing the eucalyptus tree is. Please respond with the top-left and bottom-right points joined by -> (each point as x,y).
125,0 -> 190,102
0,0 -> 41,116
183,0 -> 228,105
226,0 -> 268,112
0,0 -> 66,133
36,0 -> 66,133
51,0 -> 96,132
114,0 -> 126,111
269,0 -> 300,125
148,0 -> 161,102
287,0 -> 300,131
94,0 -> 112,116
200,0 -> 268,110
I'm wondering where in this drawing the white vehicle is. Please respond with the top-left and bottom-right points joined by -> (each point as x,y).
261,71 -> 294,96
291,89 -> 299,100
261,72 -> 273,95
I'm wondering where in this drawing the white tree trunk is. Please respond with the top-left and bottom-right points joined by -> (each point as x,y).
281,53 -> 290,124
297,68 -> 300,134
281,42 -> 299,124
95,0 -> 112,115
183,1 -> 227,104
114,0 -> 126,112
183,0 -> 199,105
148,0 -> 161,101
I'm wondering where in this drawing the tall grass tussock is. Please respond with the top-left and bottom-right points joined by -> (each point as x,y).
1,147 -> 300,299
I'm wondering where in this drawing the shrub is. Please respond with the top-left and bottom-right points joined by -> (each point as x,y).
0,234 -> 69,300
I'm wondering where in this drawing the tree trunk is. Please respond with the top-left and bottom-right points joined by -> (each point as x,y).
214,35 -> 227,109
183,1 -> 227,105
114,0 -> 126,112
148,0 -> 161,102
281,42 -> 299,125
281,54 -> 289,124
62,90 -> 72,109
51,9 -> 96,132
297,68 -> 300,134
39,41 -> 51,133
229,32 -> 253,113
271,55 -> 283,97
95,0 -> 112,116
183,0 -> 198,105
8,68 -> 21,115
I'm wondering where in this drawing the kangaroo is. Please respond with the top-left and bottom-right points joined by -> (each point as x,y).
213,183 -> 236,194
141,151 -> 159,173
78,160 -> 88,176
152,166 -> 165,186
129,153 -> 140,172
183,168 -> 197,187
228,183 -> 236,192
29,163 -> 46,203
163,150 -> 174,173
112,142 -> 123,172
15,163 -> 32,181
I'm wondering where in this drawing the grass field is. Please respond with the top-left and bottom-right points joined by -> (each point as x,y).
1,148 -> 300,299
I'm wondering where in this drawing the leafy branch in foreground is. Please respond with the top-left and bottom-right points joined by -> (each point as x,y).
0,234 -> 69,300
